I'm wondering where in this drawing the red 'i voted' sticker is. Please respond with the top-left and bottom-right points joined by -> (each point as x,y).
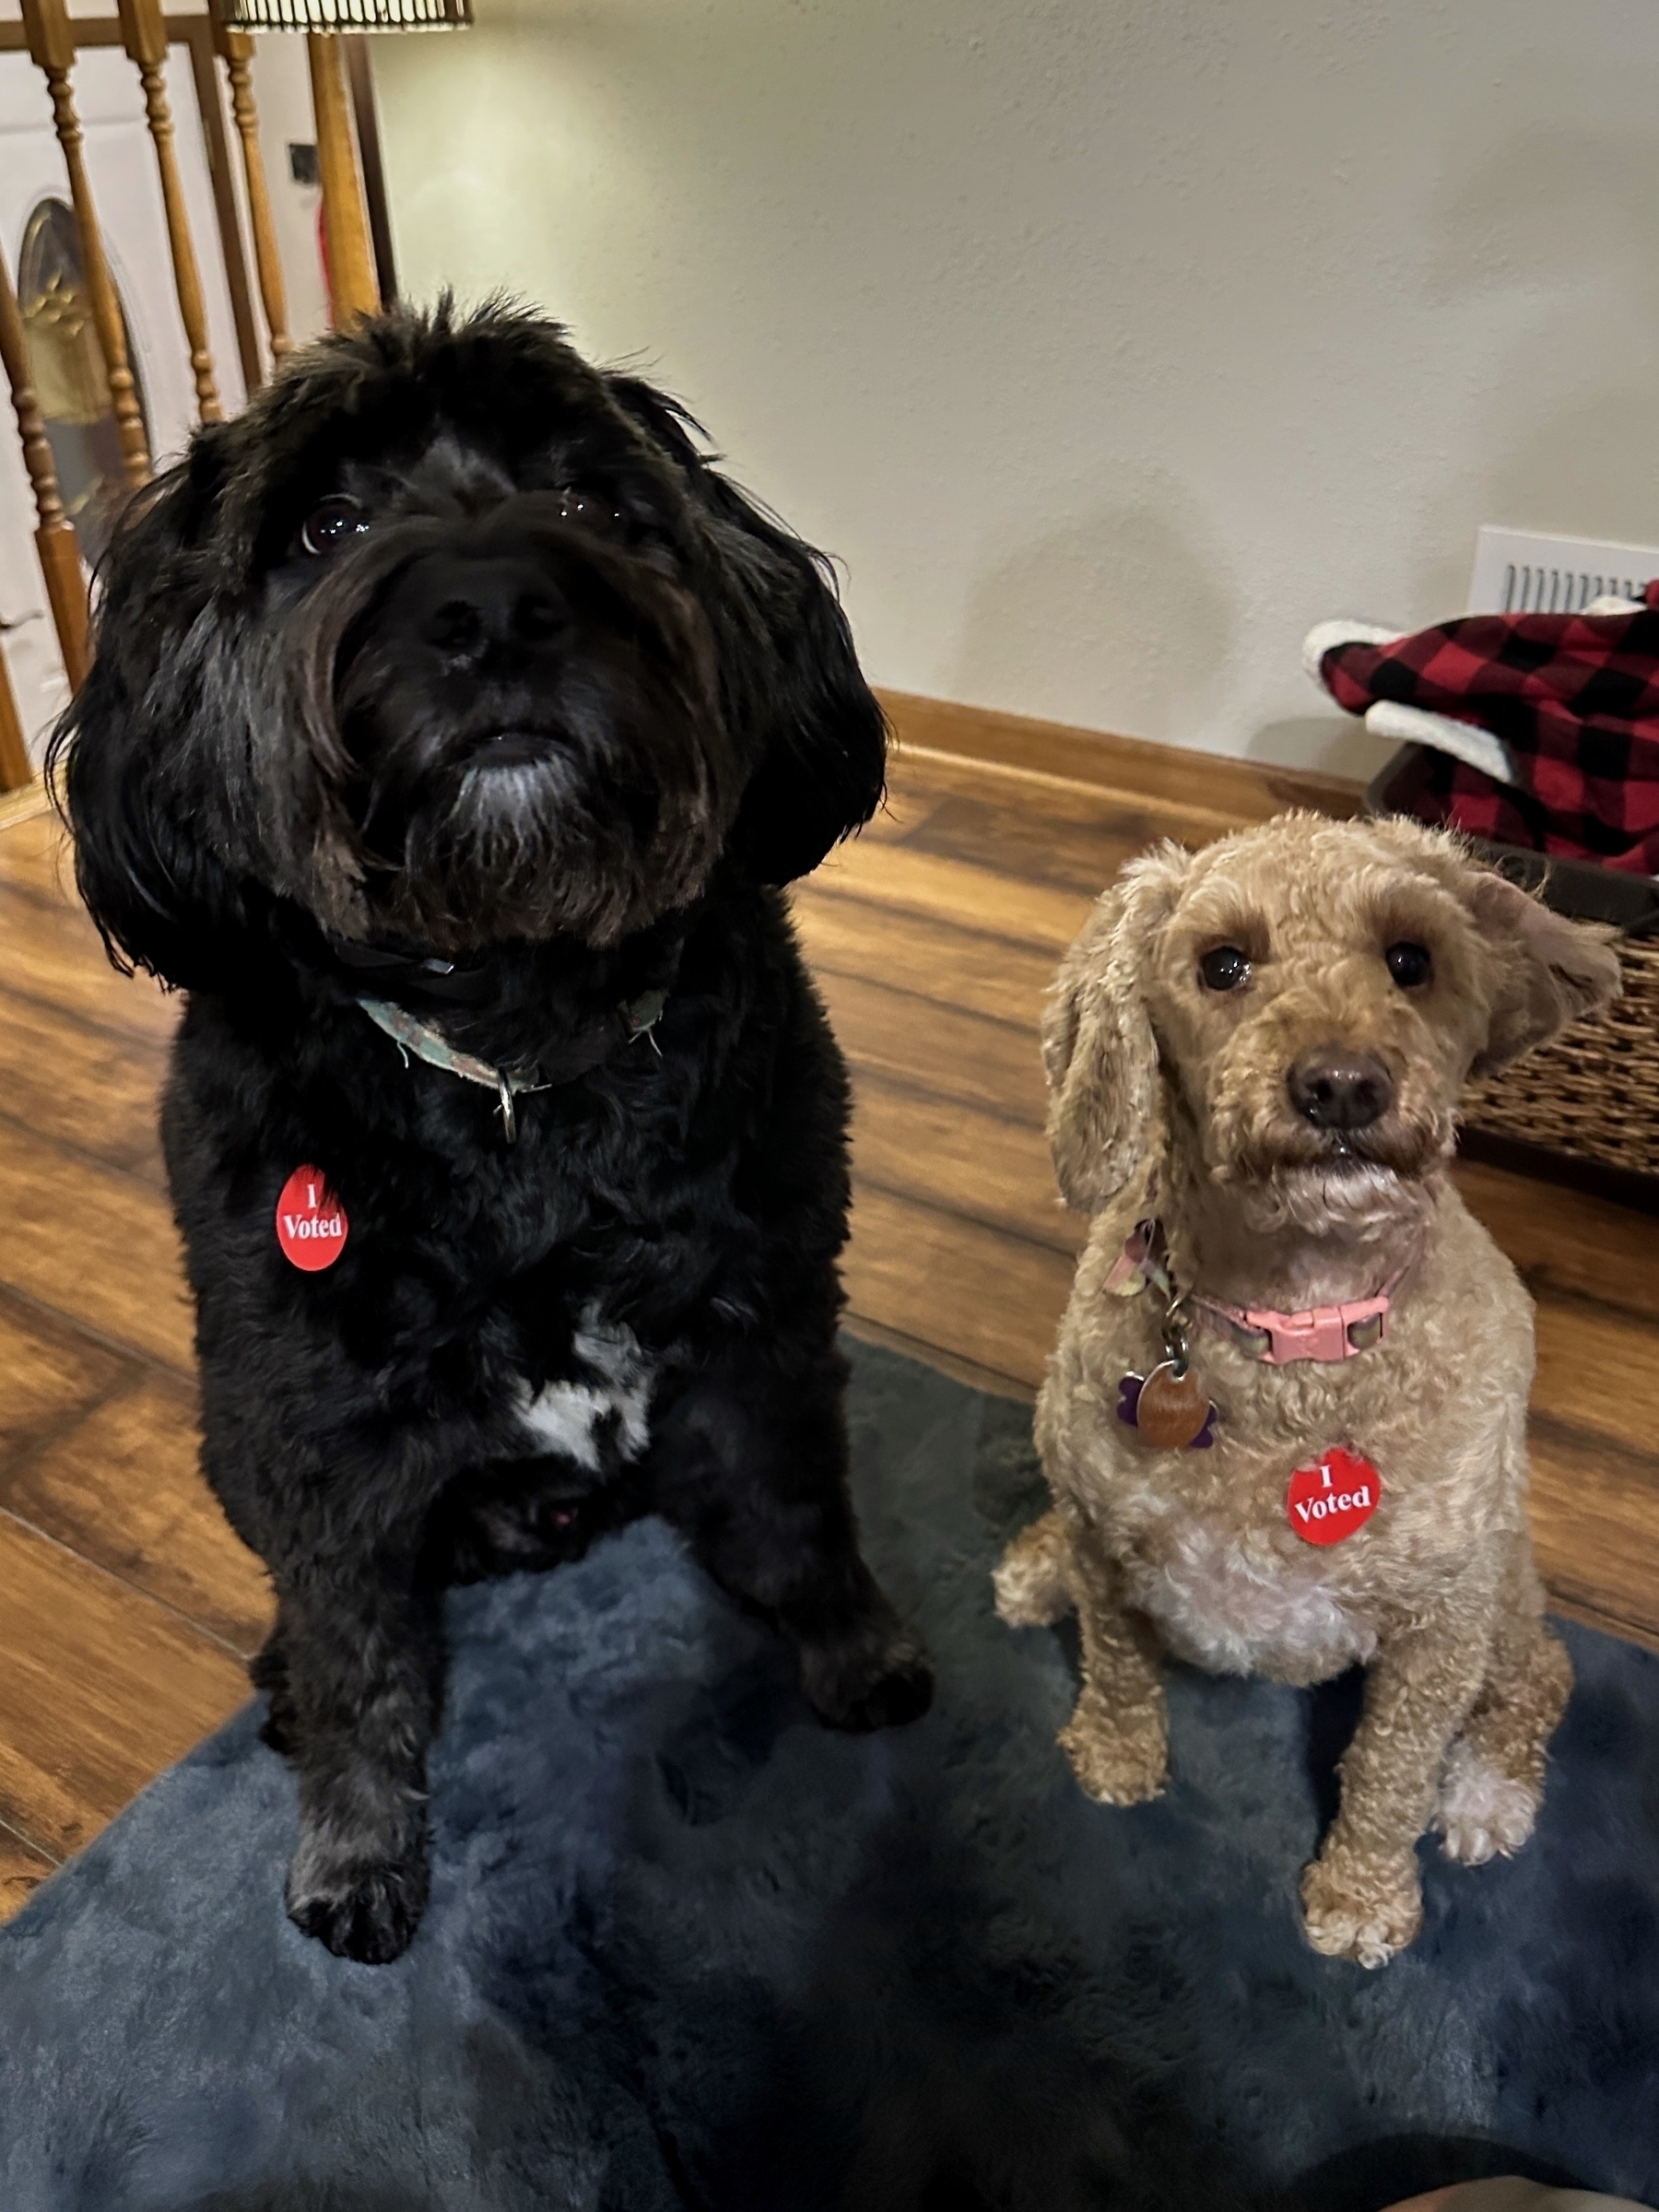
1286,1446 -> 1382,1547
275,1165 -> 349,1272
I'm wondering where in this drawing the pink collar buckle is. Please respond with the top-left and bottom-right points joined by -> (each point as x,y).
1230,1291 -> 1392,1365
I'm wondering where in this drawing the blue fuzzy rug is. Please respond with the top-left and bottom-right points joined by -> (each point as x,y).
4,1340 -> 1658,2212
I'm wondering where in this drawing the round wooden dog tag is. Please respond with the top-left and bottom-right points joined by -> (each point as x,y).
276,1165 -> 349,1272
1135,1360 -> 1213,1450
1286,1447 -> 1382,1546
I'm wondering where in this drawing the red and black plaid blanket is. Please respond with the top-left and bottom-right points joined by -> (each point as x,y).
1313,579 -> 1659,873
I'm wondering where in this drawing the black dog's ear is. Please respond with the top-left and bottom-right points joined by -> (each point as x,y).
607,374 -> 887,885
48,443 -> 252,992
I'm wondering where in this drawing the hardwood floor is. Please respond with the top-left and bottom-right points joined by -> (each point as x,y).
2,712 -> 1657,1925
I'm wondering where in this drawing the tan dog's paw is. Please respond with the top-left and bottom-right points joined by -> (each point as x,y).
992,1517 -> 1072,1630
1300,1844 -> 1422,1969
1057,1693 -> 1167,1805
1433,1738 -> 1541,1866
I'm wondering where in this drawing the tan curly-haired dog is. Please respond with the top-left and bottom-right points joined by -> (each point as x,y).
994,813 -> 1621,1968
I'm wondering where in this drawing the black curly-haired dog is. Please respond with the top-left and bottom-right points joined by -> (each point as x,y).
53,301 -> 933,1964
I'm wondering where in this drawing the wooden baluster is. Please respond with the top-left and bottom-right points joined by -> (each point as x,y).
211,18 -> 292,366
0,236 -> 90,692
307,32 -> 381,327
19,0 -> 151,488
0,641 -> 32,793
117,0 -> 222,424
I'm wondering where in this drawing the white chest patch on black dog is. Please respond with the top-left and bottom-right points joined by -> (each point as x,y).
515,1313 -> 653,1474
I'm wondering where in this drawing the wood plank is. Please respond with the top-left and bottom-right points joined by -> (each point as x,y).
879,688 -> 1361,824
4,1378 -> 273,1655
0,1512 -> 247,1857
851,1074 -> 1077,1255
0,1121 -> 194,1371
1456,1158 -> 1659,1327
1528,1418 -> 1659,1652
818,970 -> 1048,1127
0,885 -> 177,1046
0,807 -> 73,898
883,741 -> 1243,839
843,1181 -> 1071,1392
0,779 -> 52,833
899,787 -> 1167,898
812,838 -> 1092,952
843,1313 -> 1035,1404
794,891 -> 1060,1030
1530,1291 -> 1659,1464
878,747 -> 1247,887
0,985 -> 167,1184
0,1823 -> 56,1925
0,1290 -> 128,1468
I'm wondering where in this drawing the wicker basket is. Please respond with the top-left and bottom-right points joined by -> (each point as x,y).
1365,745 -> 1659,1183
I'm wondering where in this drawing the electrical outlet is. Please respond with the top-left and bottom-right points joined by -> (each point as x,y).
1468,525 -> 1659,616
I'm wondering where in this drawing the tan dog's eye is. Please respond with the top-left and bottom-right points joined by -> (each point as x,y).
1385,941 -> 1432,989
1198,946 -> 1250,992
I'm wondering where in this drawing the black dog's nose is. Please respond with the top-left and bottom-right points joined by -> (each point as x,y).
1287,1048 -> 1394,1132
411,554 -> 570,665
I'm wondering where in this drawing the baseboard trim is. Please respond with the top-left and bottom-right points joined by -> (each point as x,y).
875,689 -> 1361,826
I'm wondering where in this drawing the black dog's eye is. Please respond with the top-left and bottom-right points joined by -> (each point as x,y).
1199,946 -> 1251,993
1385,941 -> 1432,989
300,496 -> 370,558
556,488 -> 624,538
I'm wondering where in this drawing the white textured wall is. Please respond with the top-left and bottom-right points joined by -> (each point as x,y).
372,0 -> 1659,777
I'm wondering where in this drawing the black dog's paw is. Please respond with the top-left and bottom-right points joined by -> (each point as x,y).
285,1852 -> 429,1965
249,1632 -> 300,1757
257,1694 -> 300,1759
802,1629 -> 935,1733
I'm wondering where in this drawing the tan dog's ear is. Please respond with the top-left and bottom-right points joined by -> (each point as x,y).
1042,845 -> 1189,1212
1463,869 -> 1622,1078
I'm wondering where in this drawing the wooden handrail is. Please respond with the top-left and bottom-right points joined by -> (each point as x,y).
307,31 -> 380,326
211,16 -> 292,365
117,0 -> 222,424
0,235 -> 90,692
18,0 -> 152,487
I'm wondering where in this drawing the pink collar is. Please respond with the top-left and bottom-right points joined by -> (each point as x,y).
1104,1218 -> 1418,1366
1194,1283 -> 1400,1364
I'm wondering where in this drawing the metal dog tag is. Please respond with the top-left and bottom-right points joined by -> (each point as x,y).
1116,1363 -> 1217,1450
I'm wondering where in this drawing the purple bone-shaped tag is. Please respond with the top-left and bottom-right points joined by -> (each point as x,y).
1115,1371 -> 1218,1449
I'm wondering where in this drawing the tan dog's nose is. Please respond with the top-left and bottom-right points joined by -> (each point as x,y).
1287,1047 -> 1394,1131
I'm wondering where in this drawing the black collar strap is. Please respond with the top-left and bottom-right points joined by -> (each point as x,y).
359,986 -> 669,1142
323,932 -> 499,1007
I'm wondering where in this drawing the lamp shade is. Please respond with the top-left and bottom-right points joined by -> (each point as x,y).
211,0 -> 471,29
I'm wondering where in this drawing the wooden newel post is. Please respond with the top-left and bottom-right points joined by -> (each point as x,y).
0,237 -> 90,693
307,32 -> 380,327
117,0 -> 223,424
19,0 -> 151,487
211,17 -> 293,364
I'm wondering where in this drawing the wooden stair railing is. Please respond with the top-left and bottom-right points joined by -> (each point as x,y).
117,0 -> 224,425
0,640 -> 32,792
211,17 -> 293,364
0,236 -> 90,699
0,3 -> 417,786
18,0 -> 152,488
307,31 -> 381,324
